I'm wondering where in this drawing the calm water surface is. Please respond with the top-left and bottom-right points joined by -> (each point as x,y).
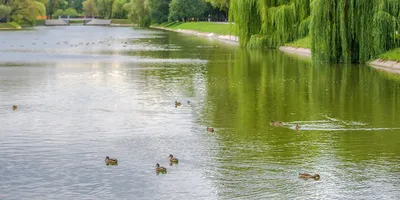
1,26 -> 400,200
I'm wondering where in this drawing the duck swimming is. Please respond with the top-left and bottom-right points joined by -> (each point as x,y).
169,154 -> 179,163
105,156 -> 118,165
12,105 -> 18,110
207,127 -> 214,132
155,163 -> 167,173
270,120 -> 283,126
295,124 -> 301,131
175,101 -> 182,107
299,173 -> 320,180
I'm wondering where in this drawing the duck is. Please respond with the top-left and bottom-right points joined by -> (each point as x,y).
155,163 -> 167,173
295,124 -> 301,131
175,101 -> 182,107
169,154 -> 179,163
12,105 -> 18,110
270,120 -> 283,126
207,127 -> 214,132
105,156 -> 118,165
299,173 -> 320,180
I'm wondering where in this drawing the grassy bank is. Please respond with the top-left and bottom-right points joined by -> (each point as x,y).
285,36 -> 311,49
378,48 -> 400,62
0,22 -> 21,29
111,19 -> 132,24
154,22 -> 235,36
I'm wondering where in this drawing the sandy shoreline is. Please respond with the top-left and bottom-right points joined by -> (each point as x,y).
279,46 -> 312,58
369,59 -> 400,74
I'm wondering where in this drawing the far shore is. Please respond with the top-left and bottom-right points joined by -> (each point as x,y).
150,25 -> 238,44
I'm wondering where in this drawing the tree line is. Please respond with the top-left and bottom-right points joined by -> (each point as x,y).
0,0 -> 227,25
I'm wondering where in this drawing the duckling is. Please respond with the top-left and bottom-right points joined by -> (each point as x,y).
155,163 -> 167,173
299,173 -> 320,180
12,105 -> 18,110
270,120 -> 283,126
295,124 -> 301,131
105,156 -> 118,165
207,127 -> 214,132
175,101 -> 181,107
169,154 -> 179,163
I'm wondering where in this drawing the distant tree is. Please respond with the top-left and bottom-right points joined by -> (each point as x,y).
47,0 -> 63,19
125,0 -> 150,26
204,0 -> 229,12
0,5 -> 12,22
1,0 -> 44,24
168,0 -> 206,22
147,0 -> 171,24
96,0 -> 114,19
82,0 -> 97,17
33,1 -> 47,17
64,8 -> 78,17
52,9 -> 65,18
112,0 -> 127,19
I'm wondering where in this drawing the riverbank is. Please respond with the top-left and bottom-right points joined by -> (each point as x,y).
0,22 -> 22,30
150,22 -> 238,43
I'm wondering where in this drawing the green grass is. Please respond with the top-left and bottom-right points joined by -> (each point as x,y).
69,20 -> 84,24
285,36 -> 311,49
0,22 -> 21,29
154,22 -> 235,36
378,48 -> 400,62
111,19 -> 132,24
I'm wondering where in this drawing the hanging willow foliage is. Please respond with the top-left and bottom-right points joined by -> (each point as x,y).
230,0 -> 400,63
230,0 -> 310,48
311,0 -> 400,63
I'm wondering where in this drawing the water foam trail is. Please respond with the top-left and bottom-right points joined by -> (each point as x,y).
285,116 -> 398,131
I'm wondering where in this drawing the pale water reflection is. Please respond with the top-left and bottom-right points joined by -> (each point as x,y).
0,26 -> 400,200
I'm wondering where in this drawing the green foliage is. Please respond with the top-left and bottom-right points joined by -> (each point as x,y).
53,9 -> 65,18
82,0 -> 97,16
285,36 -> 311,49
0,5 -> 12,22
168,0 -> 206,22
96,0 -> 114,19
0,21 -> 20,29
205,0 -> 229,12
378,48 -> 400,61
112,0 -> 127,19
311,0 -> 400,63
125,0 -> 151,27
111,18 -> 131,24
33,1 -> 47,17
64,8 -> 78,17
2,0 -> 44,24
147,0 -> 171,24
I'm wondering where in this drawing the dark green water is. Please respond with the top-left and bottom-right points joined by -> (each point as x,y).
0,26 -> 399,199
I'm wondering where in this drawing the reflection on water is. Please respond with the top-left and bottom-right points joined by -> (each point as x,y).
1,26 -> 400,200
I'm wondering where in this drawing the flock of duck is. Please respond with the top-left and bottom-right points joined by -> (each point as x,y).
11,104 -> 319,179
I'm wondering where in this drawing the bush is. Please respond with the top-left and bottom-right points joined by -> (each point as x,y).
53,9 -> 65,18
65,8 -> 78,18
0,5 -> 12,22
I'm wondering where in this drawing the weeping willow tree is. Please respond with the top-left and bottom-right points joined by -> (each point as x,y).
311,0 -> 400,63
229,0 -> 400,63
229,0 -> 310,48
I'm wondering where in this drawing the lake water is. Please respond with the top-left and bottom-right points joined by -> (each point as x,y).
0,26 -> 400,200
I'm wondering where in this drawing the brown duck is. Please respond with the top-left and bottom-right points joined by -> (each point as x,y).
105,156 -> 118,165
299,173 -> 320,180
270,120 -> 283,126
